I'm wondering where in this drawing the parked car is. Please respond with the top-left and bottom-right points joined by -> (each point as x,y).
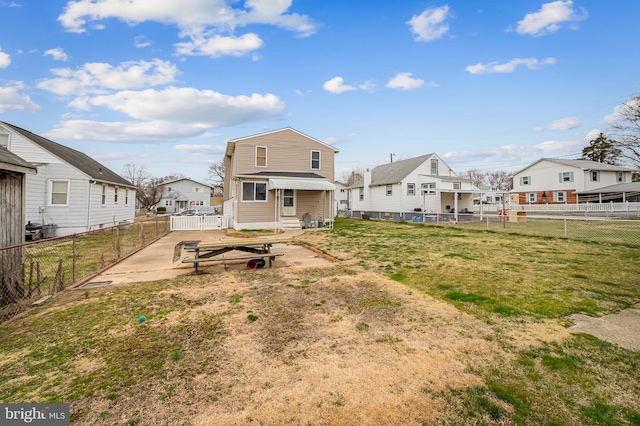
179,209 -> 199,216
197,206 -> 221,215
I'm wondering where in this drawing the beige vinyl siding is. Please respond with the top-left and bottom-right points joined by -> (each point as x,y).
233,129 -> 335,180
296,191 -> 332,220
237,180 -> 276,223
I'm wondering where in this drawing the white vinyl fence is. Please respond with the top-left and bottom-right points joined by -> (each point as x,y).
170,215 -> 228,231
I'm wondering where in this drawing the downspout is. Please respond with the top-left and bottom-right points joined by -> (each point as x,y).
87,180 -> 96,231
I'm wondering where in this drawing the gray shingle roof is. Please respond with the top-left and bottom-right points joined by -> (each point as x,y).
516,158 -> 634,175
369,154 -> 434,186
0,145 -> 37,173
1,122 -> 134,187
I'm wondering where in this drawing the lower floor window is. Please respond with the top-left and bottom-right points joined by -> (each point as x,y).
242,182 -> 267,201
526,193 -> 537,203
553,191 -> 566,202
192,200 -> 204,206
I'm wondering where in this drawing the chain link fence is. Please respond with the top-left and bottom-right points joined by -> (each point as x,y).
0,216 -> 170,323
348,210 -> 640,247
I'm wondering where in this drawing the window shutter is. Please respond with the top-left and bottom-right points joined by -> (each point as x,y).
558,173 -> 562,183
570,172 -> 574,182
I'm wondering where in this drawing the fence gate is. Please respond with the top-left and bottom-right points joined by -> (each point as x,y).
170,215 -> 228,231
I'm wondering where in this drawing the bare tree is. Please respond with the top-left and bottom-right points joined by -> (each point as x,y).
207,160 -> 225,197
461,168 -> 487,189
122,162 -> 149,187
487,170 -> 514,191
608,94 -> 640,168
339,167 -> 364,186
162,173 -> 188,182
121,163 -> 180,212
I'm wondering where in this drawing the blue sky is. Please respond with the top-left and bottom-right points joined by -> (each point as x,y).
1,0 -> 639,183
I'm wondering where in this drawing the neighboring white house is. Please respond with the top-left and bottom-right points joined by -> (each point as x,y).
512,158 -> 638,204
474,185 -> 504,206
334,181 -> 350,216
0,121 -> 136,237
159,178 -> 213,213
349,154 -> 476,216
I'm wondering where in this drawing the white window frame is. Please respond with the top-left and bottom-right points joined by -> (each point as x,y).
591,171 -> 600,182
192,200 -> 204,206
422,183 -> 436,195
242,181 -> 268,202
616,172 -> 625,182
311,150 -> 321,170
520,176 -> 531,186
559,172 -> 574,183
101,184 -> 107,205
407,183 -> 415,196
114,187 -> 119,203
453,182 -> 461,190
359,188 -> 364,201
430,159 -> 438,175
526,192 -> 537,203
48,179 -> 70,206
256,146 -> 267,168
0,133 -> 9,148
165,200 -> 173,206
553,191 -> 567,202
386,184 -> 393,196
125,189 -> 129,205
194,187 -> 202,193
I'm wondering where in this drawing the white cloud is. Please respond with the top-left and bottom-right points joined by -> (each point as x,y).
407,5 -> 451,42
44,47 -> 69,61
466,57 -> 556,74
516,0 -> 588,37
0,47 -> 10,68
323,76 -> 356,94
533,116 -> 580,131
443,139 -> 583,166
174,144 -> 225,154
134,35 -> 152,48
57,0 -> 318,57
584,129 -> 601,140
37,59 -> 179,95
45,86 -> 285,142
0,81 -> 40,112
358,80 -> 376,92
604,98 -> 640,124
174,32 -> 263,57
387,72 -> 425,90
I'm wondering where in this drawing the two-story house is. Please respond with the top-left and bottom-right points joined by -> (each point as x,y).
159,178 -> 213,213
349,154 -> 475,216
222,128 -> 338,230
512,158 -> 636,204
0,122 -> 136,237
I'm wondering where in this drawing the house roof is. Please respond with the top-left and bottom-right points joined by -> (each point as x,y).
239,171 -> 326,179
574,182 -> 640,194
161,177 -> 211,188
369,154 -> 435,187
515,158 -> 634,175
0,122 -> 135,188
225,127 -> 340,157
0,146 -> 37,174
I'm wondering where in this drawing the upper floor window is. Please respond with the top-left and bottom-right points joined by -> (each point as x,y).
193,187 -> 202,193
617,172 -> 625,182
591,171 -> 600,182
407,183 -> 415,196
311,150 -> 321,170
242,181 -> 267,202
430,159 -> 438,175
453,182 -> 461,190
167,186 -> 173,192
559,172 -> 574,183
49,180 -> 69,206
0,133 -> 8,148
256,146 -> 267,167
359,188 -> 364,201
165,200 -> 173,206
520,176 -> 531,185
386,184 -> 393,196
114,187 -> 118,203
101,184 -> 107,205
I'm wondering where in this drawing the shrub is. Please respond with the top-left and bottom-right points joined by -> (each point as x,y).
156,206 -> 166,213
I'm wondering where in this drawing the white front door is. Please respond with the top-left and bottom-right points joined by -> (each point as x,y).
282,189 -> 296,216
